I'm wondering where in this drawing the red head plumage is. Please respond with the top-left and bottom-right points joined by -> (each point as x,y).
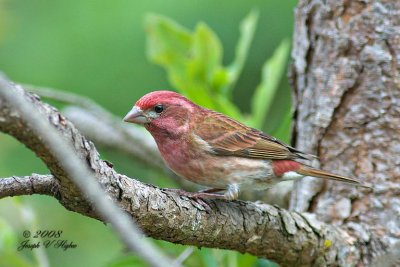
135,91 -> 193,111
126,91 -> 198,139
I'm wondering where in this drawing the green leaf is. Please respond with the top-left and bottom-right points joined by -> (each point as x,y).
145,13 -> 192,91
145,13 -> 192,66
145,13 -> 290,130
145,14 -> 225,110
250,39 -> 290,129
184,22 -> 225,109
190,22 -> 223,92
210,67 -> 229,93
225,10 -> 259,94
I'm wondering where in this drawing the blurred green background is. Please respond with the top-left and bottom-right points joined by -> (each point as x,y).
0,0 -> 296,266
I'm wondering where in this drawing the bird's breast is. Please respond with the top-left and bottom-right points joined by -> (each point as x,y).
154,135 -> 276,188
155,136 -> 210,183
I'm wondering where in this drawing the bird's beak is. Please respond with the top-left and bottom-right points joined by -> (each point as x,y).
123,106 -> 150,124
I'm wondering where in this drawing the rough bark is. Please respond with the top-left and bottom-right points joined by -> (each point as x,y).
0,174 -> 59,199
290,0 -> 400,265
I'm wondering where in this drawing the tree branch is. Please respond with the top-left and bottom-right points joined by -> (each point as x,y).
0,174 -> 59,199
0,76 -> 177,267
0,76 -> 359,266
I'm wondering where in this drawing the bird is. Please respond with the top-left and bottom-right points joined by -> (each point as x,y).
123,90 -> 368,200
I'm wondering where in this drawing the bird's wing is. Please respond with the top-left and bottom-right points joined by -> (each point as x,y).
194,111 -> 313,160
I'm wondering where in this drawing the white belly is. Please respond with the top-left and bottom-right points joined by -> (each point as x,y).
180,155 -> 278,190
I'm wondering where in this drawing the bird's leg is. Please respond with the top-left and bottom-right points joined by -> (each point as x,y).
163,186 -> 239,212
198,188 -> 224,194
185,185 -> 239,200
163,186 -> 238,200
223,184 -> 239,201
183,191 -> 226,199
162,188 -> 221,212
163,188 -> 225,198
162,188 -> 196,197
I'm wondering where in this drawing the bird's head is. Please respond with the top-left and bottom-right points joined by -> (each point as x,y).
124,91 -> 197,137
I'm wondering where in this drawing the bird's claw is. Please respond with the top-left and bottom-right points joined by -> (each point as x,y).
163,188 -> 224,212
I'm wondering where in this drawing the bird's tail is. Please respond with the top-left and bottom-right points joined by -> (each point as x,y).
296,166 -> 371,188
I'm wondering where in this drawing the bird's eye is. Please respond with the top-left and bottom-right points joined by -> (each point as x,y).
154,104 -> 164,114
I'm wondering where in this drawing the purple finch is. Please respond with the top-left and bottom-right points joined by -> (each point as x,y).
124,91 -> 367,200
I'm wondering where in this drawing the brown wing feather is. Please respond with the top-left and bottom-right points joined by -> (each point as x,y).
194,110 -> 313,160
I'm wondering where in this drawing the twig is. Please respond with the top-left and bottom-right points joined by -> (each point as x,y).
0,174 -> 58,199
24,85 -> 113,120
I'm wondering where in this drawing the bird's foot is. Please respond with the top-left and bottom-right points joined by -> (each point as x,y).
163,188 -> 226,212
163,188 -> 226,199
198,188 -> 224,194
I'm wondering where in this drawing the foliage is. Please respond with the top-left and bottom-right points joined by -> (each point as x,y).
146,11 -> 290,131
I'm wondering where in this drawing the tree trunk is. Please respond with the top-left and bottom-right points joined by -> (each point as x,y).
290,0 -> 400,265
